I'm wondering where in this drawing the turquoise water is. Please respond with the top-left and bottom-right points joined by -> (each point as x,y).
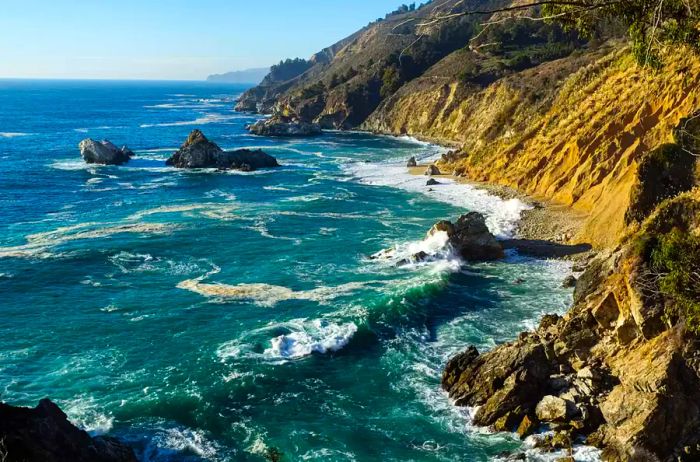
0,80 -> 577,461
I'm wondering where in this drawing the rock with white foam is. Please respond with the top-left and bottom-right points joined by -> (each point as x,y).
79,139 -> 133,165
427,212 -> 504,261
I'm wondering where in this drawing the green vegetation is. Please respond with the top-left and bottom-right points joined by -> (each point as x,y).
380,66 -> 402,97
626,143 -> 697,224
649,229 -> 700,333
268,58 -> 313,83
542,0 -> 700,66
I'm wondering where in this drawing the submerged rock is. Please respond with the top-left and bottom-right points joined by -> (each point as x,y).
247,117 -> 322,137
79,139 -> 133,165
426,178 -> 440,186
0,399 -> 137,462
166,130 -> 279,170
427,212 -> 504,261
407,156 -> 417,167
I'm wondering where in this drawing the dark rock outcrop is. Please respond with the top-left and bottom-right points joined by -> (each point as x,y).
79,139 -> 133,165
428,212 -> 504,261
166,130 -> 279,170
247,116 -> 322,137
407,156 -> 417,167
426,178 -> 440,186
0,399 -> 137,462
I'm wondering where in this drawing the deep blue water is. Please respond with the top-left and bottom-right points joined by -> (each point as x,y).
0,80 -> 579,461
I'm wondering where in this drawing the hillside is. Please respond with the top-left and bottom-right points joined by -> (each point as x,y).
206,67 -> 270,84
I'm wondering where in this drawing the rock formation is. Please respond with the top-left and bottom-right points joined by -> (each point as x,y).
442,189 -> 700,461
407,157 -> 417,167
428,212 -> 504,261
0,399 -> 137,462
166,130 -> 279,170
425,165 -> 441,176
247,116 -> 322,137
79,139 -> 133,165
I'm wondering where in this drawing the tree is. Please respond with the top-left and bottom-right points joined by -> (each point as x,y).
404,0 -> 700,67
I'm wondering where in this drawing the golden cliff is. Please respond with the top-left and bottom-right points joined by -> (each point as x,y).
363,41 -> 700,248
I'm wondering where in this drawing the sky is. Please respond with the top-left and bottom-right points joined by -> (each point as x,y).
0,0 -> 406,80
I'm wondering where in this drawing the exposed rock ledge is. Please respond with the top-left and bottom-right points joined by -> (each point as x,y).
442,190 -> 700,461
166,129 -> 279,170
246,116 -> 322,137
0,399 -> 137,462
79,139 -> 133,165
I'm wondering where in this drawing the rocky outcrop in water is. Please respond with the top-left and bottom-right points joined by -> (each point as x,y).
0,399 -> 137,462
247,117 -> 322,137
79,139 -> 133,165
166,130 -> 279,170
429,212 -> 504,261
442,189 -> 700,461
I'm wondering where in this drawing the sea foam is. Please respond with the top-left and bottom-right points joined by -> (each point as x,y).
344,158 -> 530,238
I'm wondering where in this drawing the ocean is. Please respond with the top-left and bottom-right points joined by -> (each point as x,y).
0,80 -> 592,461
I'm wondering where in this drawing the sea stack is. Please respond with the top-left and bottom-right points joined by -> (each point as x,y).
428,212 -> 504,261
79,139 -> 133,165
166,129 -> 279,170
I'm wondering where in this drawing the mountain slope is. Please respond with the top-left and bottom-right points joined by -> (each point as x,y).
206,67 -> 270,84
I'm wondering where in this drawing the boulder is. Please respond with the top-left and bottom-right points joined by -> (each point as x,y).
0,399 -> 137,462
426,178 -> 440,186
535,395 -> 569,422
407,156 -> 417,167
166,130 -> 279,171
427,212 -> 504,261
425,165 -> 441,176
562,275 -> 577,288
247,117 -> 322,137
79,139 -> 133,165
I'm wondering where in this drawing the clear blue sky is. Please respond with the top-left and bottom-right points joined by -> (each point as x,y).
0,0 -> 406,80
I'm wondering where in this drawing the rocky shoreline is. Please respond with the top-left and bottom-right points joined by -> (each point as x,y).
0,399 -> 137,462
409,163 -> 595,263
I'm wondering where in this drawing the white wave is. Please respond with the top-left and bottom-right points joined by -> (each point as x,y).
217,318 -> 359,361
266,319 -> 358,359
141,426 -> 221,462
343,160 -> 531,238
61,397 -> 114,435
140,113 -> 242,128
370,230 -> 462,273
0,132 -> 32,138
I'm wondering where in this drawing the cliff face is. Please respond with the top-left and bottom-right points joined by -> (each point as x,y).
442,188 -> 700,461
364,44 -> 700,248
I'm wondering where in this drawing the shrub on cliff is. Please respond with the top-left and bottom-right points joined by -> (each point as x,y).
625,143 -> 696,224
650,229 -> 700,333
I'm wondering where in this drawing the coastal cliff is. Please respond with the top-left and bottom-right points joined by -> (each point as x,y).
240,1 -> 700,459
